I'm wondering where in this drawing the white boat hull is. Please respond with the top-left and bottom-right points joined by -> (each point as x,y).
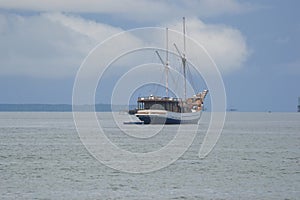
135,109 -> 201,124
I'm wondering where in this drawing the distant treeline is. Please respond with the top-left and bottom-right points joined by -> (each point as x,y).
0,104 -> 135,112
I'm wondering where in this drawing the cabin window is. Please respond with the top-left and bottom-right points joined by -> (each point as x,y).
138,102 -> 144,110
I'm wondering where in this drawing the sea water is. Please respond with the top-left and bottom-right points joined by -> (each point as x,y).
0,112 -> 299,199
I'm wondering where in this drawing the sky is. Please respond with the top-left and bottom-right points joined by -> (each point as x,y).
0,0 -> 299,112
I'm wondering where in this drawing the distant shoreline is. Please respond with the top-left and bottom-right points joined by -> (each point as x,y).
0,104 -> 297,112
0,104 -> 134,112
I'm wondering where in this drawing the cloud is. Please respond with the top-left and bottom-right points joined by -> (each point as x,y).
155,18 -> 248,74
0,1 -> 251,79
275,36 -> 290,45
0,12 -> 142,78
177,18 -> 249,73
0,12 -> 249,78
0,0 -> 255,22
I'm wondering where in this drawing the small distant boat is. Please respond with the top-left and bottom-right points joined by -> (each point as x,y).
298,97 -> 300,112
135,17 -> 208,124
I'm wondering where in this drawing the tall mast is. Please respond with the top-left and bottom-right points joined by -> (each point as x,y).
183,17 -> 186,56
183,17 -> 187,100
165,27 -> 169,97
155,28 -> 169,97
173,17 -> 188,100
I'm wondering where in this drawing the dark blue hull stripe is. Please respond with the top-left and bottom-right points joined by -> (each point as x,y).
137,116 -> 199,124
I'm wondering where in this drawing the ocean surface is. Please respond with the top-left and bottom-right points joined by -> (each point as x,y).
0,112 -> 299,199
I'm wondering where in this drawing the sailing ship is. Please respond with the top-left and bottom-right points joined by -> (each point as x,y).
135,17 -> 208,124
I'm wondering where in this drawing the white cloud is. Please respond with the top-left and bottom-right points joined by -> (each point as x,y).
184,18 -> 248,73
0,1 -> 251,78
0,13 -> 142,78
0,0 -> 254,22
0,13 -> 249,78
160,18 -> 249,73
